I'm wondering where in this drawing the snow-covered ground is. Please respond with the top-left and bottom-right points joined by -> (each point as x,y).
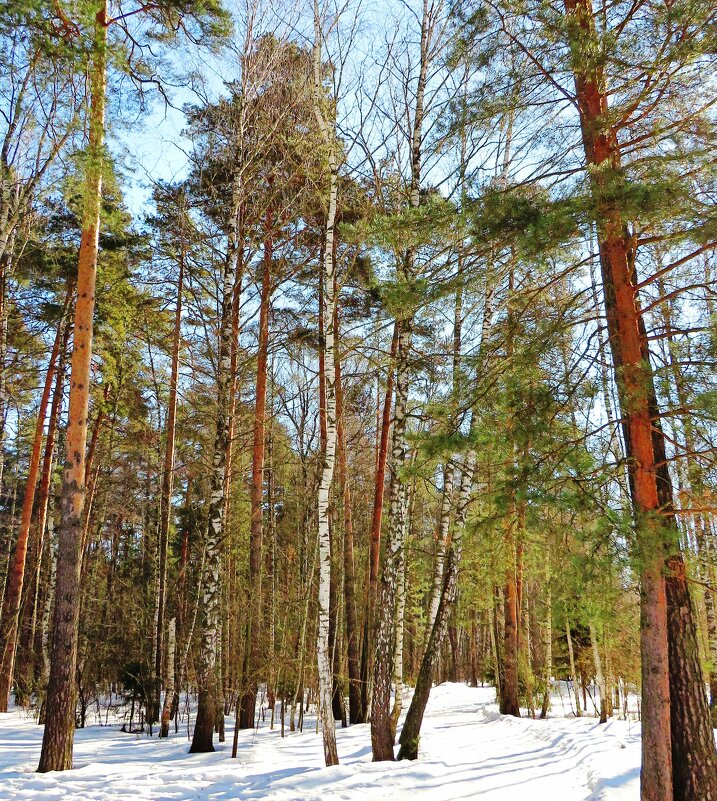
0,683 -> 639,800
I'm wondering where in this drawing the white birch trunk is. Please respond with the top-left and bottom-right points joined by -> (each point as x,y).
589,621 -> 608,723
427,463 -> 454,632
189,246 -> 234,752
313,1 -> 339,766
160,618 -> 176,737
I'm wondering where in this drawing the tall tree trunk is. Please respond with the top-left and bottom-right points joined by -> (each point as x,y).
370,323 -> 411,760
222,225 -> 244,722
658,285 -> 717,726
190,185 -> 239,756
370,316 -> 411,762
38,6 -> 107,772
335,301 -> 361,724
371,0 -> 431,760
38,499 -> 58,725
0,286 -> 71,710
359,324 -> 397,719
174,511 -> 191,728
390,506 -> 409,738
397,450 -> 476,760
157,241 -> 185,737
239,197 -> 273,731
564,1 -> 717,797
313,4 -> 339,764
24,311 -> 72,697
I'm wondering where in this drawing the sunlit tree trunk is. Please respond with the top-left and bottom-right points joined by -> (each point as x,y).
313,3 -> 339,763
239,196 -> 273,731
565,615 -> 582,716
427,464 -> 454,634
159,618 -> 176,738
359,324 -> 397,720
371,315 -> 411,761
539,583 -> 552,719
190,188 -> 237,753
564,1 -> 717,796
389,506 -> 408,739
38,5 -> 108,772
371,0 -> 432,761
0,285 -> 71,710
500,516 -> 520,717
335,300 -> 361,724
397,449 -> 476,760
157,238 -> 185,737
589,621 -> 607,724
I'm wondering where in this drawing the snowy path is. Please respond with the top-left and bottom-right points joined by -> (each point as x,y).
0,684 -> 639,800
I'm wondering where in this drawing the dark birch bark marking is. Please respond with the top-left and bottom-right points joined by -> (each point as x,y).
313,2 -> 339,764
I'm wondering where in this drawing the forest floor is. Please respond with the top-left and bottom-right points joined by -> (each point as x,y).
0,683 -> 640,800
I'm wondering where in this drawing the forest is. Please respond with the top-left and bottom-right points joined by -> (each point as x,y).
0,0 -> 716,799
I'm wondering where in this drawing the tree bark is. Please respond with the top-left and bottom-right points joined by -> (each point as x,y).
38,6 -> 107,772
589,621 -> 608,723
427,463 -> 454,634
190,180 -> 239,756
564,0 -> 717,796
159,618 -> 176,738
239,194 -> 273,731
335,301 -> 361,724
154,231 -> 185,737
359,324 -> 397,720
500,515 -> 520,717
565,615 -> 582,716
397,451 -> 475,760
0,285 -> 71,711
156,236 -> 184,735
371,0 -> 431,759
313,5 -> 339,763
371,318 -> 411,762
539,585 -> 552,719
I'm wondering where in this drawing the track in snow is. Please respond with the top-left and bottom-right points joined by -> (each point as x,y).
0,684 -> 640,801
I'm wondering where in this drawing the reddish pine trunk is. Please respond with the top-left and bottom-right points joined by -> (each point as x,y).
0,286 -> 71,711
38,7 -> 107,773
21,310 -> 73,695
239,204 -> 272,730
79,385 -> 109,557
650,393 -> 717,800
359,325 -> 397,717
564,0 -> 717,797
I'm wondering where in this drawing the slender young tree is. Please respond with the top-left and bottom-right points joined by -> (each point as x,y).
153,186 -> 189,737
313,0 -> 339,766
371,0 -> 439,761
0,284 -> 72,711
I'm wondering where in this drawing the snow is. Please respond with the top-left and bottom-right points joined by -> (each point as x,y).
0,683 -> 640,801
